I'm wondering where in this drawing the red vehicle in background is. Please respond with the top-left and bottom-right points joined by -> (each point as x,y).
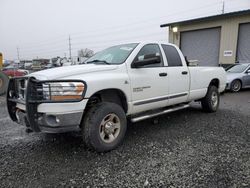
0,52 -> 29,95
2,65 -> 29,77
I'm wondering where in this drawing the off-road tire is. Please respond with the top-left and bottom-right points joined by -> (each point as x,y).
201,85 -> 220,113
82,102 -> 127,152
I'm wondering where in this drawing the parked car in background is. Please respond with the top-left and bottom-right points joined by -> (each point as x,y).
226,63 -> 250,92
2,65 -> 29,77
44,63 -> 54,69
24,61 -> 33,70
31,64 -> 42,71
31,59 -> 49,71
62,60 -> 73,66
3,64 -> 19,70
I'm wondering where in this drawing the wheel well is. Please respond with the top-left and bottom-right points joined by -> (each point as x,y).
209,79 -> 219,88
232,79 -> 242,84
86,89 -> 128,113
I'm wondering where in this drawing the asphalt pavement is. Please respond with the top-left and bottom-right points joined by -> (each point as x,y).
0,90 -> 249,187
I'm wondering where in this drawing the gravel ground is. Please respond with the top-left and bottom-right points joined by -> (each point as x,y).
0,91 -> 249,187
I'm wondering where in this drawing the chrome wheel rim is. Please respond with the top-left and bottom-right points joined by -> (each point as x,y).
99,113 -> 121,143
232,81 -> 241,92
211,91 -> 218,108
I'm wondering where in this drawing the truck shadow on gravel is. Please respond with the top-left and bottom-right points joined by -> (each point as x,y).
23,105 -> 247,154
1,106 -> 249,187
29,107 -> 206,149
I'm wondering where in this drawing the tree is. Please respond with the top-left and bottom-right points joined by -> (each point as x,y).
78,48 -> 94,58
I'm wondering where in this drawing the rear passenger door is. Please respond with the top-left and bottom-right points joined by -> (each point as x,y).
161,44 -> 189,105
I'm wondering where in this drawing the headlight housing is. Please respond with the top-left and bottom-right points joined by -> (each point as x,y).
42,81 -> 86,102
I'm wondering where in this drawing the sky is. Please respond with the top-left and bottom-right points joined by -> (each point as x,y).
0,0 -> 249,60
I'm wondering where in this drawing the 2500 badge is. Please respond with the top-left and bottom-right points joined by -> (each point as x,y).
133,86 -> 151,92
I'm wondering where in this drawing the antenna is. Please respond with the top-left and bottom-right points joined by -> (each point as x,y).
222,1 -> 225,14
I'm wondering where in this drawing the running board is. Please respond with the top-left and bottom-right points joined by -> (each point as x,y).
131,104 -> 190,123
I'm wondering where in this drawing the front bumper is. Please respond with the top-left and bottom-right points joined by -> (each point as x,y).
15,109 -> 83,133
7,77 -> 88,133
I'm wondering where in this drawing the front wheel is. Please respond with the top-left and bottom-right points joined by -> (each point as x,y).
201,85 -> 220,113
82,102 -> 127,152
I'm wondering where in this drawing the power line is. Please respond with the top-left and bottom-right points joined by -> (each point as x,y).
19,6 -> 223,54
19,33 -> 72,47
18,11 -> 220,59
19,31 -> 166,57
70,2 -> 223,39
68,1 -> 222,37
21,48 -> 69,56
18,2 -> 250,59
9,1 -> 250,60
72,31 -> 166,46
18,1 -> 222,49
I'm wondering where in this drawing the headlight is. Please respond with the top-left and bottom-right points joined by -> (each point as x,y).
42,81 -> 85,102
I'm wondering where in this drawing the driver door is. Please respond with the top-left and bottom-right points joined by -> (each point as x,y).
128,44 -> 169,114
243,67 -> 250,87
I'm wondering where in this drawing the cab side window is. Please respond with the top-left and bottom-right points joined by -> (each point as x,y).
161,44 -> 183,67
134,44 -> 163,68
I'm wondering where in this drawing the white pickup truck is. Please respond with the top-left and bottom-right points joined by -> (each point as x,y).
7,42 -> 226,152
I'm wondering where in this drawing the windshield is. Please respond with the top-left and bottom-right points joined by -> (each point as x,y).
227,64 -> 249,73
86,43 -> 138,65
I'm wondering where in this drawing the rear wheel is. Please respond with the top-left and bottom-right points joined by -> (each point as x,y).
82,102 -> 127,152
201,85 -> 220,113
0,72 -> 9,96
230,79 -> 241,92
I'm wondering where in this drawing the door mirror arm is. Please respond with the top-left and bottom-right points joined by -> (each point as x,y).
131,56 -> 161,68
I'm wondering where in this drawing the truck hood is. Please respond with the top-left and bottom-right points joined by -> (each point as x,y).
29,64 -> 118,80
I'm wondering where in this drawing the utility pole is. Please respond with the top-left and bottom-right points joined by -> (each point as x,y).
16,47 -> 20,61
222,0 -> 225,14
68,35 -> 72,60
15,47 -> 20,77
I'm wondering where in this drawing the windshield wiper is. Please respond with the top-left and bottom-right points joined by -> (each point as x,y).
87,60 -> 110,65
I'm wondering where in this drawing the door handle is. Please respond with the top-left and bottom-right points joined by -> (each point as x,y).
182,71 -> 188,75
159,73 -> 167,77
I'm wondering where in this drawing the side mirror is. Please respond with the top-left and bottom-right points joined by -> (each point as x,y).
246,69 -> 250,74
131,55 -> 161,68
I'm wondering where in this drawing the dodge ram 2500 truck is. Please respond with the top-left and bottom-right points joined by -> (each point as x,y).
7,42 -> 226,152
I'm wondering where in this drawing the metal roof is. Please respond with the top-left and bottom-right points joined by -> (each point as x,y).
160,9 -> 250,28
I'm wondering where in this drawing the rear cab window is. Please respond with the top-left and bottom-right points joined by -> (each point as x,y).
161,44 -> 183,67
